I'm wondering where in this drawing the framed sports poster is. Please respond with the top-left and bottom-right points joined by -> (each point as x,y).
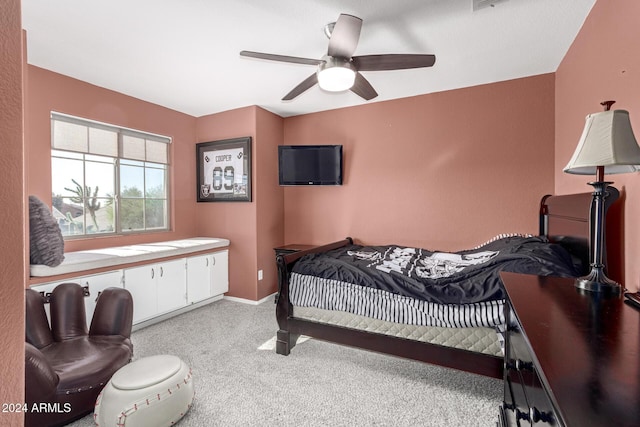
196,137 -> 252,202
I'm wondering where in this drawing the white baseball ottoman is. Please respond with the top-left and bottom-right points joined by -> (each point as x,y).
94,355 -> 194,427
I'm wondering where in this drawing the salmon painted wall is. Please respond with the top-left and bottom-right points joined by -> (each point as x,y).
195,106 -> 284,300
26,66 -> 198,252
283,74 -> 556,252
255,108 -> 285,300
555,0 -> 640,291
0,0 -> 26,424
195,107 -> 259,300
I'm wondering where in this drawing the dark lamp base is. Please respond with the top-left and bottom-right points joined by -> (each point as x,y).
575,266 -> 621,294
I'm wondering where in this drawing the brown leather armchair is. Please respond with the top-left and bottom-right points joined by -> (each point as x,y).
25,283 -> 133,427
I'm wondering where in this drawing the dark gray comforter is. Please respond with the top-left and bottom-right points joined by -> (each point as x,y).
291,236 -> 579,305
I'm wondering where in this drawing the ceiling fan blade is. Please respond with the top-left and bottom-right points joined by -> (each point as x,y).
282,73 -> 319,101
350,73 -> 378,101
327,14 -> 362,58
240,50 -> 323,66
352,54 -> 436,71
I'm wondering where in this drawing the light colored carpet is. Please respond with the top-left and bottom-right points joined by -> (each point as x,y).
69,299 -> 501,426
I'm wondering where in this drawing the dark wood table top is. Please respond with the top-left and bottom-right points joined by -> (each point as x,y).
501,272 -> 640,427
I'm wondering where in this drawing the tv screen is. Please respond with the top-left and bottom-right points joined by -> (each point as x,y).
278,145 -> 343,186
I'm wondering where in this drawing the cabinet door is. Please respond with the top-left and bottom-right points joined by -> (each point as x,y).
211,250 -> 229,296
30,271 -> 123,329
124,265 -> 158,324
186,254 -> 212,304
80,271 -> 123,324
156,258 -> 187,314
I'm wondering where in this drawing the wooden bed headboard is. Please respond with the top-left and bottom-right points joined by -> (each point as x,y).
539,186 -> 623,284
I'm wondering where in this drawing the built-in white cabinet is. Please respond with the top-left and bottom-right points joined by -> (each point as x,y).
124,258 -> 187,324
186,254 -> 212,304
122,264 -> 156,324
186,249 -> 229,304
30,248 -> 229,328
211,250 -> 229,296
30,270 -> 124,328
156,259 -> 189,314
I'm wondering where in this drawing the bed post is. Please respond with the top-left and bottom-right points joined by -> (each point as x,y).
274,237 -> 354,355
539,194 -> 551,235
275,253 -> 299,355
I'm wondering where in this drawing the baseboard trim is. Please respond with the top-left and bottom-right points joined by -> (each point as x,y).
132,293 -> 276,331
224,292 -> 276,305
132,294 -> 223,331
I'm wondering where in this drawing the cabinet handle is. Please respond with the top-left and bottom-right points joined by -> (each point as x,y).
503,404 -> 529,423
502,401 -> 515,412
211,256 -> 216,266
511,406 -> 554,424
40,291 -> 52,304
160,266 -> 164,277
505,359 -> 532,371
529,406 -> 555,424
516,408 -> 529,422
151,268 -> 155,279
206,258 -> 209,267
515,359 -> 534,372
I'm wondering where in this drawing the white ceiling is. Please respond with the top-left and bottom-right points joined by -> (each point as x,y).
21,0 -> 596,118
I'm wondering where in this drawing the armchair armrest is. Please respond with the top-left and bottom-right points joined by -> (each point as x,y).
90,287 -> 133,338
25,289 -> 53,348
25,343 -> 58,404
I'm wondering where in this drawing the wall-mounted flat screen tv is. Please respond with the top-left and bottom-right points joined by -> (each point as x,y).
278,145 -> 343,186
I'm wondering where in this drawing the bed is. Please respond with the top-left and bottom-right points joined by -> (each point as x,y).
274,188 -> 623,379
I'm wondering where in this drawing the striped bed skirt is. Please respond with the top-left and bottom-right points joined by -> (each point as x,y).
289,272 -> 505,329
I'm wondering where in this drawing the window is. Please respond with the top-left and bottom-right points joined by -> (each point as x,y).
51,113 -> 171,238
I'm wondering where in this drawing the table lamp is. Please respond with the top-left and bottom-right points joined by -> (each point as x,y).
563,101 -> 640,294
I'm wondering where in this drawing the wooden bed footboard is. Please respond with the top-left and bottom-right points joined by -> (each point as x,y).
275,237 -> 353,355
274,236 -> 503,379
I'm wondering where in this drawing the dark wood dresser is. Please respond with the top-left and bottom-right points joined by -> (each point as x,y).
499,272 -> 640,427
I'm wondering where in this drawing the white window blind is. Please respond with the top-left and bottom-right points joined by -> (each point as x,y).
51,112 -> 171,164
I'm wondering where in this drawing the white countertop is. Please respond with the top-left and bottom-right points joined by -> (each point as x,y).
30,237 -> 229,277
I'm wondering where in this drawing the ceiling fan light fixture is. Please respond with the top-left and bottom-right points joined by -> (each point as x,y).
240,13 -> 435,101
317,57 -> 355,92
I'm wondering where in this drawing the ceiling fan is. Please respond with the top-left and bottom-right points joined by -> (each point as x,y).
240,13 -> 436,101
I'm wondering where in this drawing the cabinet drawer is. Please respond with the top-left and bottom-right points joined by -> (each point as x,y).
504,304 -> 558,426
525,372 -> 557,426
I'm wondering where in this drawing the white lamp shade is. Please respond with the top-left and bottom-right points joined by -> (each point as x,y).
317,57 -> 355,92
564,110 -> 640,175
